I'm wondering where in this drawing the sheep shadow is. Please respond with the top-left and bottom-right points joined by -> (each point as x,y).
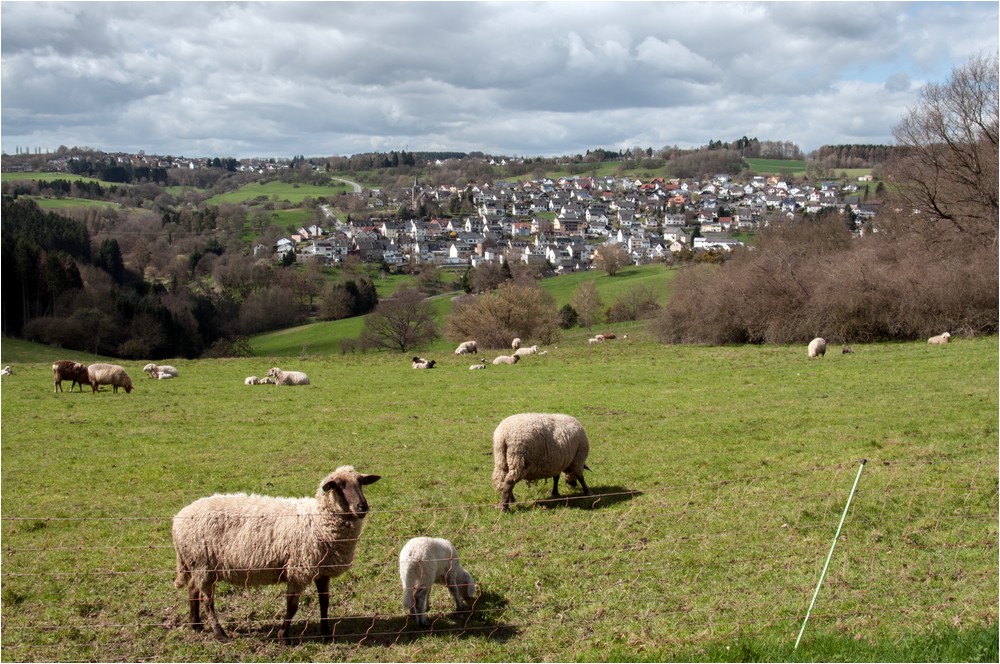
259,589 -> 517,647
529,485 -> 642,511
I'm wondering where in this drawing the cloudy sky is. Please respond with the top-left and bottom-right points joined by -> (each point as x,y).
2,1 -> 997,159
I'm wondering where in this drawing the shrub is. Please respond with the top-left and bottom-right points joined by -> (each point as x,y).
446,281 -> 560,348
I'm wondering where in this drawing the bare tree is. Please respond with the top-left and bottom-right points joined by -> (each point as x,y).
360,287 -> 440,352
887,51 -> 998,247
592,244 -> 631,276
446,281 -> 560,348
571,281 -> 604,329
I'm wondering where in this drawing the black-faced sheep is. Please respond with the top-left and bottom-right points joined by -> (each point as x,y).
267,367 -> 310,385
399,537 -> 476,628
454,341 -> 478,355
87,363 -> 133,393
928,332 -> 951,345
52,360 -> 89,393
492,413 -> 593,512
492,355 -> 520,365
172,466 -> 381,644
412,357 -> 436,369
807,337 -> 827,358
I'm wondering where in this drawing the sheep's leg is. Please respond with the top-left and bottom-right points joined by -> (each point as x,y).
416,588 -> 430,627
315,576 -> 332,643
577,474 -> 594,496
188,587 -> 204,632
201,582 -> 231,642
447,583 -> 467,612
278,587 -> 300,645
550,475 -> 561,498
498,481 -> 516,511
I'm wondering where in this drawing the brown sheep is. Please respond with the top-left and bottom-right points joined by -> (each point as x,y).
52,360 -> 90,393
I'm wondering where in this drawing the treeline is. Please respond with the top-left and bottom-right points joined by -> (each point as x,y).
808,144 -> 897,169
1,198 -> 378,359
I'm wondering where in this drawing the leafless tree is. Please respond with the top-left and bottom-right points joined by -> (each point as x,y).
571,281 -> 604,328
446,281 -> 560,348
360,287 -> 440,352
592,244 -> 631,276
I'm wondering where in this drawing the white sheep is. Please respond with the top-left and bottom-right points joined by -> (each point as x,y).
511,337 -> 521,350
412,356 -> 436,369
257,376 -> 275,384
513,345 -> 539,357
1,365 -> 12,376
144,363 -> 179,379
492,354 -> 520,365
244,376 -> 258,385
87,363 -> 133,393
156,371 -> 176,379
172,466 -> 381,644
399,537 -> 476,628
454,340 -> 478,355
492,413 -> 593,512
588,337 -> 602,345
267,367 -> 311,385
469,358 -> 488,370
928,332 -> 952,345
807,337 -> 827,358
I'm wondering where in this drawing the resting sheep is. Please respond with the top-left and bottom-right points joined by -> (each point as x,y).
588,337 -> 603,345
244,376 -> 258,385
144,363 -> 179,379
267,367 -> 310,385
52,360 -> 89,393
469,358 -> 488,370
87,363 -> 133,393
807,337 -> 827,358
454,341 -> 478,355
172,466 -> 381,644
1,365 -> 12,376
156,371 -> 176,379
513,345 -> 539,357
399,537 -> 476,628
412,357 -> 437,369
492,355 -> 520,365
928,332 -> 951,345
492,413 -> 593,512
511,337 -> 521,350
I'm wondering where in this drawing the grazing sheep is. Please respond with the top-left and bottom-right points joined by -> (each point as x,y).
842,345 -> 854,354
144,363 -> 179,379
1,365 -> 12,376
244,376 -> 258,385
513,345 -> 539,357
454,341 -> 478,355
172,466 -> 381,644
469,358 -> 488,370
492,412 -> 593,512
511,337 -> 521,350
87,363 -> 133,394
492,355 -> 520,365
928,332 -> 952,345
267,367 -> 310,385
52,360 -> 89,393
807,337 -> 827,358
399,537 -> 476,628
412,357 -> 437,369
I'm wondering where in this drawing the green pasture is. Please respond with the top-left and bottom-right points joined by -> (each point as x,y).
1,333 -> 996,662
206,180 -> 352,206
1,172 -> 113,186
20,196 -> 124,211
745,158 -> 807,175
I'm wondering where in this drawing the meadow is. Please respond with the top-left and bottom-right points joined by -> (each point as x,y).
1,329 -> 996,662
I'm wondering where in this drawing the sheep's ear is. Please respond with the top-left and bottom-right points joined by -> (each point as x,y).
322,479 -> 340,493
359,474 -> 381,486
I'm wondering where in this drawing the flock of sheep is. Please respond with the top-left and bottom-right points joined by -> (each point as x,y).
171,411 -> 592,643
412,337 -> 552,371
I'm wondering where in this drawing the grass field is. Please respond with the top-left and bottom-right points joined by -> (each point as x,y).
1,330 -> 996,662
745,158 -> 807,175
205,180 -> 352,206
1,172 -> 114,185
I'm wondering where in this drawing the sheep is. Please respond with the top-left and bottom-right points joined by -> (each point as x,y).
257,376 -> 275,384
588,337 -> 602,345
52,360 -> 89,393
492,412 -> 593,512
412,357 -> 436,369
454,340 -> 478,355
842,345 -> 854,354
594,334 -> 605,342
87,363 -> 133,394
600,333 -> 617,340
511,337 -> 521,350
399,537 -> 476,628
144,363 -> 179,379
172,466 -> 381,644
928,332 -> 952,345
492,354 -> 520,365
513,345 -> 539,357
156,371 -> 176,379
807,337 -> 827,358
469,358 -> 488,370
1,365 -> 12,376
244,376 -> 258,385
267,367 -> 310,385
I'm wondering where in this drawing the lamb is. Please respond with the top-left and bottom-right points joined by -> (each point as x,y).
87,363 -> 133,393
469,358 -> 488,370
454,340 -> 478,355
267,367 -> 310,385
1,365 -> 12,376
513,345 -> 539,357
807,337 -> 827,358
588,337 -> 602,345
172,466 -> 381,644
492,413 -> 593,512
156,371 -> 176,379
144,363 -> 179,379
244,376 -> 258,385
399,537 -> 476,628
492,354 -> 520,365
257,376 -> 275,384
928,332 -> 952,345
52,360 -> 89,393
511,337 -> 521,350
412,357 -> 437,369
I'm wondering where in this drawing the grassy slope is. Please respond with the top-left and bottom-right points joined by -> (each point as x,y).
0,334 -> 996,662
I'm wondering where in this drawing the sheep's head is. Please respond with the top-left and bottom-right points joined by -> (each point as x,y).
123,376 -> 133,393
455,570 -> 477,607
319,466 -> 381,519
267,367 -> 280,378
